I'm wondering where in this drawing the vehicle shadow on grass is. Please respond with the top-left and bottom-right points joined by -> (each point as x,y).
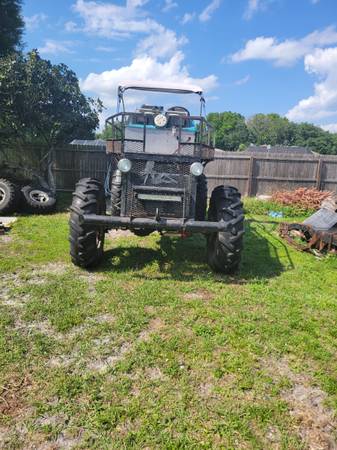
98,220 -> 294,282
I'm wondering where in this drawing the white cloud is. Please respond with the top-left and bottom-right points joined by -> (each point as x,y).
69,0 -> 187,60
71,0 -> 160,38
136,29 -> 188,59
181,12 -> 196,25
96,46 -> 116,52
64,21 -> 79,32
127,0 -> 149,7
321,123 -> 337,133
234,75 -> 251,85
199,0 -> 221,22
231,26 -> 337,66
162,0 -> 178,12
38,40 -> 75,55
287,47 -> 337,122
244,0 -> 264,20
81,52 -> 217,110
25,13 -> 47,31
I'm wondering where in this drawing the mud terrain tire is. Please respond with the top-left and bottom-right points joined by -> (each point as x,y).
69,178 -> 106,268
207,185 -> 244,273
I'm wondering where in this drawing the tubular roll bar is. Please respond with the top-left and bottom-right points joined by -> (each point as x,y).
105,112 -> 214,153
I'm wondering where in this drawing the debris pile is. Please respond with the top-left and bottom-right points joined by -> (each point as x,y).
280,194 -> 337,255
272,188 -> 332,212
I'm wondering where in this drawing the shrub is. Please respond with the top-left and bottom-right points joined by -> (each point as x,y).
243,198 -> 315,217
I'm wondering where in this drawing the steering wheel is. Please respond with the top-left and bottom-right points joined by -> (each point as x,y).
167,106 -> 190,116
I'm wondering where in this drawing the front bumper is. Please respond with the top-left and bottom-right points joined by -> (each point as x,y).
80,214 -> 243,234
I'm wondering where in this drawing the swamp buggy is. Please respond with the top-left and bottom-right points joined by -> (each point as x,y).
69,82 -> 244,273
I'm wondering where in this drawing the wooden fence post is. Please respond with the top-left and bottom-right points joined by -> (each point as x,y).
246,156 -> 255,196
316,158 -> 323,190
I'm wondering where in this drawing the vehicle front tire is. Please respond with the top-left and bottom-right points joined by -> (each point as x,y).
69,178 -> 106,268
21,185 -> 56,213
207,185 -> 244,274
0,178 -> 20,214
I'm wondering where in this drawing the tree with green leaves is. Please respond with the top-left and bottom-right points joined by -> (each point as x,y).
246,113 -> 295,146
0,50 -> 102,155
96,125 -> 112,140
294,123 -> 337,155
207,111 -> 250,151
0,0 -> 24,57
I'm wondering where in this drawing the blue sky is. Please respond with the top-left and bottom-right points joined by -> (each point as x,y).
22,0 -> 337,131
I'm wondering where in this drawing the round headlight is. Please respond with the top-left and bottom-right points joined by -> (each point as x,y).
154,113 -> 168,128
190,162 -> 204,177
117,158 -> 132,173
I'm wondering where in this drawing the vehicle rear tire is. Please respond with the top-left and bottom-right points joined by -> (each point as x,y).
21,185 -> 56,213
69,178 -> 106,268
0,178 -> 20,214
207,185 -> 244,274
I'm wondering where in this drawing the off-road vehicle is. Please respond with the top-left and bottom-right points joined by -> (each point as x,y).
69,82 -> 244,273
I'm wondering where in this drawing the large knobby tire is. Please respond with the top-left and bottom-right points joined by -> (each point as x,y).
195,174 -> 208,221
69,178 -> 106,268
21,185 -> 56,214
0,178 -> 20,214
207,185 -> 244,274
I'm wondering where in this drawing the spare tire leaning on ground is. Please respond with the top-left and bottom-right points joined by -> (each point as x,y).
0,178 -> 21,214
21,185 -> 57,213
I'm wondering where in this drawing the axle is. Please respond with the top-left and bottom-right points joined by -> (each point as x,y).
80,214 -> 243,234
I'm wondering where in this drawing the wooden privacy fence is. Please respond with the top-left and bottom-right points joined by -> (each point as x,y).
205,151 -> 337,196
53,145 -> 108,192
53,146 -> 337,196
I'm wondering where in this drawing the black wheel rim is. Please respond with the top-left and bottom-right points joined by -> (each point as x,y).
29,190 -> 50,204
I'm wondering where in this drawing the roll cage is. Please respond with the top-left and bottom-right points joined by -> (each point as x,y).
105,82 -> 214,158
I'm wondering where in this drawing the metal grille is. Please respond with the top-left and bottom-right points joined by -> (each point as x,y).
123,158 -> 195,219
124,139 -> 143,153
180,143 -> 214,159
131,159 -> 190,186
179,144 -> 195,156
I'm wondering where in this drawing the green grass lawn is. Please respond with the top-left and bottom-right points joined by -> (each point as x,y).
0,206 -> 336,449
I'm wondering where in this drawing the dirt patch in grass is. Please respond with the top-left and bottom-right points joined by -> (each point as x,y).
54,430 -> 83,449
138,317 -> 165,342
91,313 -> 115,325
183,289 -> 214,301
0,376 -> 31,418
0,235 -> 12,243
48,354 -> 77,369
108,230 -> 134,240
0,263 -> 69,295
1,294 -> 30,308
14,319 -> 65,341
38,262 -> 69,275
87,341 -> 132,372
145,367 -> 166,381
87,318 -> 165,372
265,357 -> 337,450
198,381 -> 214,398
